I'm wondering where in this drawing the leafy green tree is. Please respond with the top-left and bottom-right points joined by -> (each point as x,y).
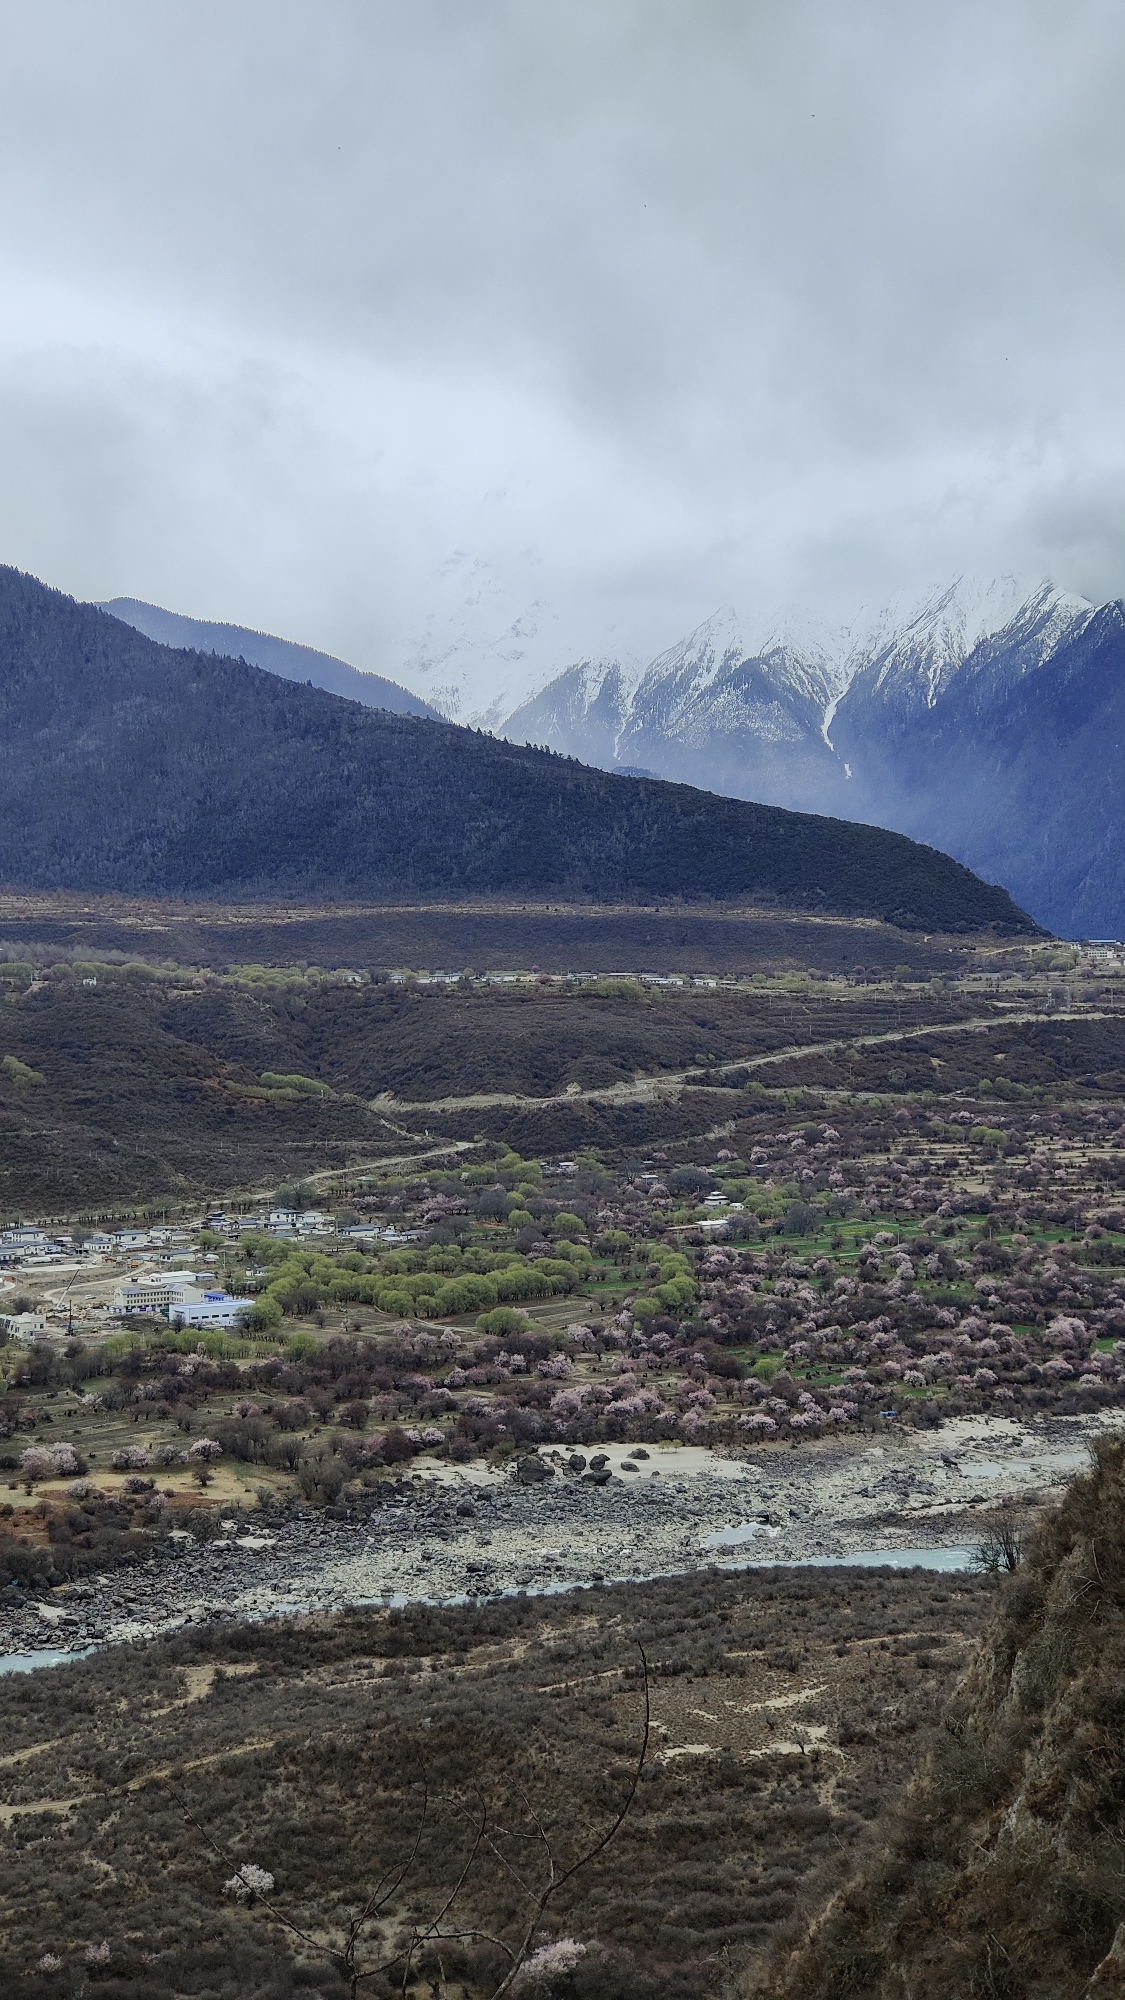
476,1307 -> 531,1336
285,1330 -> 322,1360
1,1054 -> 45,1088
553,1212 -> 586,1239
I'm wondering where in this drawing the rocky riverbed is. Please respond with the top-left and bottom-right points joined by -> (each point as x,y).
1,1414 -> 1118,1662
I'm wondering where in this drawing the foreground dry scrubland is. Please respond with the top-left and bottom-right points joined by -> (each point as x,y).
0,1563 -> 997,2000
0,895 -> 987,981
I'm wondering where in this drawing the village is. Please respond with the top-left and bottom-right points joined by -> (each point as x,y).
0,1038 -> 1123,1661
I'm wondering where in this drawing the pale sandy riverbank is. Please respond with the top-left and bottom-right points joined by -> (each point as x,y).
2,1414 -> 1117,1661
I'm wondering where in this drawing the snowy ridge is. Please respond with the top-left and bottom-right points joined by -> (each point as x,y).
633,606 -> 754,700
483,574 -> 1122,934
382,557 -> 1097,742
492,574 -> 1096,763
854,576 -> 1093,708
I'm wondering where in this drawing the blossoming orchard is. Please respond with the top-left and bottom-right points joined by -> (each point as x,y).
4,1106 -> 1125,1540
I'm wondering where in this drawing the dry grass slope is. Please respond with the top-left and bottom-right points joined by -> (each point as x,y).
754,1438 -> 1125,1999
0,1566 -> 995,2000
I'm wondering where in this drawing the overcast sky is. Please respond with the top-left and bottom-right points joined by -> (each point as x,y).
2,0 -> 1123,690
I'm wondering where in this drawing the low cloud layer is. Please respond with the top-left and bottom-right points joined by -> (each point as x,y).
2,0 -> 1123,691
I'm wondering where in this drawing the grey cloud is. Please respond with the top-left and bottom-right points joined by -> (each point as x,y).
0,0 -> 1123,685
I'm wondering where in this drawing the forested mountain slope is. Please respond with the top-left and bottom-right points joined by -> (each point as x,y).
0,567 -> 1035,931
100,596 -> 437,718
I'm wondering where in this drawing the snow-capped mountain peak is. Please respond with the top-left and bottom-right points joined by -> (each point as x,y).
860,575 -> 1019,704
844,575 -> 1094,710
638,606 -> 749,693
981,577 -> 1097,667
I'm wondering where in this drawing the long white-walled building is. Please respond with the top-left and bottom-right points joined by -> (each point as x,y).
111,1277 -> 253,1326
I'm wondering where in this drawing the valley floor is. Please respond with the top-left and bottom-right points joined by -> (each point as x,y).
4,910 -> 1124,1995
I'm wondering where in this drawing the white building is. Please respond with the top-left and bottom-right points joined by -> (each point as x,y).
1,1310 -> 47,1341
110,1230 -> 152,1252
174,1289 -> 254,1328
112,1275 -> 201,1314
111,1275 -> 252,1328
0,1227 -> 49,1254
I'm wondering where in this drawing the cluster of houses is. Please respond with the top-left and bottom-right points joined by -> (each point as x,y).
199,1207 -> 335,1237
0,1225 -> 62,1265
0,1201 -> 425,1343
0,1211 -> 340,1271
0,1223 -> 197,1266
387,969 -> 725,989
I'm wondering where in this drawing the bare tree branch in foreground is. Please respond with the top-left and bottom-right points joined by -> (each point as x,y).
164,1639 -> 651,1999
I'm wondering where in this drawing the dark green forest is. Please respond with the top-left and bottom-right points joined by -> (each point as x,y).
0,568 -> 1036,932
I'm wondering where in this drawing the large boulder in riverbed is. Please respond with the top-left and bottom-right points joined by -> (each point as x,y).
515,1455 -> 554,1485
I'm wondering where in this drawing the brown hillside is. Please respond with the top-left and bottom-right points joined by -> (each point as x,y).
755,1439 -> 1125,1999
